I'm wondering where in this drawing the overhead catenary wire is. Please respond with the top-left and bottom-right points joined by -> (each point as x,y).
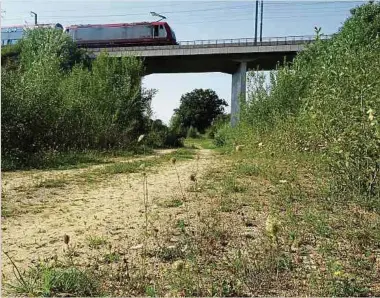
3,4 -> 254,21
11,3 -> 366,17
173,14 -> 351,26
1,0 -> 363,35
3,9 -> 358,24
2,1 -> 364,22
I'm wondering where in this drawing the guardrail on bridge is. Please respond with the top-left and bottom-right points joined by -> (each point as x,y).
177,34 -> 332,47
90,34 -> 333,52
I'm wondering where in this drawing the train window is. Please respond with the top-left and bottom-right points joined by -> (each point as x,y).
154,25 -> 159,37
159,25 -> 163,29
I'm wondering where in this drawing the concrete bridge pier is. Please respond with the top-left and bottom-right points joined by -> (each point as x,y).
231,61 -> 247,127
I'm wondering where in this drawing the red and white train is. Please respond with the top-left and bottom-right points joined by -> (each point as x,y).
65,21 -> 177,47
1,21 -> 178,48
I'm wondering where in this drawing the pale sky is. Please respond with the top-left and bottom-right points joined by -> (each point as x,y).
1,0 -> 366,124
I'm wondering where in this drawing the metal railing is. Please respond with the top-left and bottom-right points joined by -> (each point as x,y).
177,34 -> 332,47
91,34 -> 333,52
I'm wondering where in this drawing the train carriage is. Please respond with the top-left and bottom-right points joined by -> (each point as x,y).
1,25 -> 24,46
65,21 -> 177,48
1,23 -> 63,46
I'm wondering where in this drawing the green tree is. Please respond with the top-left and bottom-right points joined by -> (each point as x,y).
171,88 -> 228,134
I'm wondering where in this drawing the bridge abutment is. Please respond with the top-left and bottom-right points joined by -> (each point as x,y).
231,61 -> 247,127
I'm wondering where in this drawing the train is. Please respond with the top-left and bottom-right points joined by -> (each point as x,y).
1,21 -> 177,47
1,23 -> 64,46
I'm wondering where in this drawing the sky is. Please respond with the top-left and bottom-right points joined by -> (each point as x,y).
0,0 -> 368,124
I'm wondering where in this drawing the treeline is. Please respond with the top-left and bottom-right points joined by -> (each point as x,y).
169,88 -> 230,139
216,2 -> 380,198
1,28 -> 182,170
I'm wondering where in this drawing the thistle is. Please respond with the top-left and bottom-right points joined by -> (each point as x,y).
190,174 -> 196,182
63,234 -> 70,245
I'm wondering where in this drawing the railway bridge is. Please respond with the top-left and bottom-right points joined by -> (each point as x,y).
88,35 -> 332,126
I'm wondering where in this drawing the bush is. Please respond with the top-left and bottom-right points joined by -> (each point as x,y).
213,123 -> 231,147
206,114 -> 230,139
165,131 -> 185,148
1,28 -> 159,169
186,126 -> 199,138
224,2 -> 380,197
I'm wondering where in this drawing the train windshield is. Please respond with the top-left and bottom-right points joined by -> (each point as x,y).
171,28 -> 176,40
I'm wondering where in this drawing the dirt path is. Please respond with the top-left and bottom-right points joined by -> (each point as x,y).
1,149 -> 177,193
1,148 -> 216,289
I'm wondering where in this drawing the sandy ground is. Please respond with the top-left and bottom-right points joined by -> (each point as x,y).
1,148 -> 216,291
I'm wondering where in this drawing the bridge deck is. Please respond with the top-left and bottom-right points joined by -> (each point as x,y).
88,34 -> 332,53
86,34 -> 332,74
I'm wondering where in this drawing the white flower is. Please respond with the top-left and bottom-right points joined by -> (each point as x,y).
367,108 -> 375,122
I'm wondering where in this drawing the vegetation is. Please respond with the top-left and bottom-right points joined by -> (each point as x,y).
1,28 -> 182,171
170,88 -> 228,136
2,2 -> 380,297
219,2 -> 380,199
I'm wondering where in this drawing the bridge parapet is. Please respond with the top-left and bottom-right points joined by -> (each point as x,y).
89,34 -> 333,53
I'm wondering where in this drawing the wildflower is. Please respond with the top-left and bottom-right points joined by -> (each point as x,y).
170,157 -> 176,165
367,108 -> 375,122
137,134 -> 145,143
258,142 -> 263,148
334,270 -> 343,277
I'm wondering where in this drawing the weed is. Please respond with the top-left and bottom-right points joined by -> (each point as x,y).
4,251 -> 100,297
145,285 -> 157,297
104,252 -> 121,264
156,244 -> 186,262
87,236 -> 107,249
236,163 -> 260,176
222,175 -> 246,194
159,198 -> 183,208
220,197 -> 241,212
36,178 -> 68,188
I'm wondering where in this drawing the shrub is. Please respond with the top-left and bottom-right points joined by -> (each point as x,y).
224,2 -> 380,197
206,114 -> 230,139
213,123 -> 231,147
1,28 -> 160,169
186,126 -> 199,139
